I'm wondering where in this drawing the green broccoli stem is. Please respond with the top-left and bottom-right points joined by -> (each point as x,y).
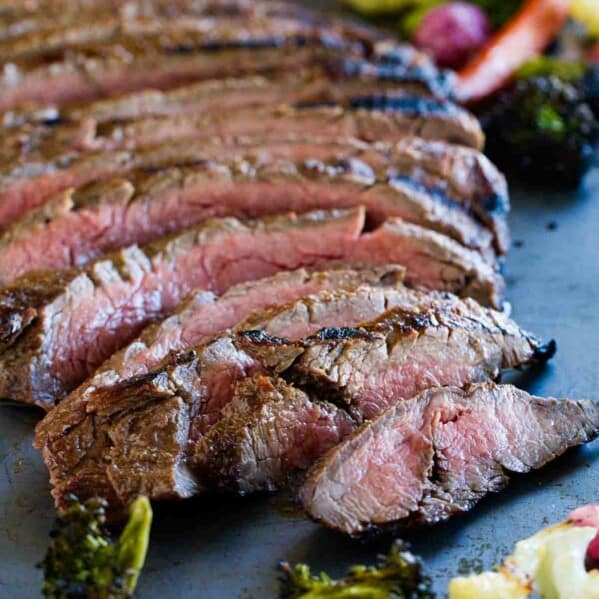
118,497 -> 153,595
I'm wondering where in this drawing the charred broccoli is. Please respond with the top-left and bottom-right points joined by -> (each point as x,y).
279,540 -> 434,598
479,74 -> 598,186
39,496 -> 152,599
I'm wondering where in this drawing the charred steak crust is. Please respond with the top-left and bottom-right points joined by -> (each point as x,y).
301,383 -> 599,535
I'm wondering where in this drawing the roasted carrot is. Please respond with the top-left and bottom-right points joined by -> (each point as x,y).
456,0 -> 572,103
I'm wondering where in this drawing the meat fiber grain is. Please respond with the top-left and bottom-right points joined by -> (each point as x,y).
302,383 -> 598,535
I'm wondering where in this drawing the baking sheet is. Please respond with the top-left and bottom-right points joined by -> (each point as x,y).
0,3 -> 598,596
1,173 -> 597,598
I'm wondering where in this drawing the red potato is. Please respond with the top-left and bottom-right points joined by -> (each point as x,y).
457,0 -> 572,103
414,2 -> 491,69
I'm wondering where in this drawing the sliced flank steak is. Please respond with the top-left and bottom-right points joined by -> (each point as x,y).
200,300 -> 550,495
0,98 -> 482,227
0,3 -> 336,59
0,208 -> 360,409
33,280 -> 486,507
302,383 -> 599,535
0,0 -> 310,24
2,71 -> 421,130
68,265 -> 406,392
89,96 -> 479,153
35,269 -> 408,504
238,304 -> 552,422
42,93 -> 478,156
0,6 -> 449,111
0,149 -> 503,283
38,285 -> 547,509
0,206 -> 503,410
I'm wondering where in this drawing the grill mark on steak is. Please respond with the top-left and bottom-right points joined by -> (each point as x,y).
390,137 -> 509,254
0,150 -> 502,283
237,303 -> 549,422
350,94 -> 458,115
301,383 -> 599,535
38,281 -> 498,508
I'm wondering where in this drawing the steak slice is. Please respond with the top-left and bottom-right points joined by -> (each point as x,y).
3,64 -> 443,131
301,383 -> 599,535
0,206 -> 503,409
0,4 -> 341,59
76,266 -> 406,392
0,10 -> 448,111
0,97 -> 482,226
238,304 -> 551,421
0,0 -> 310,24
197,374 -> 357,495
0,208 -> 363,408
38,280 -> 482,508
89,96 -> 480,153
0,149 -> 502,283
2,72 -> 418,130
200,298 -> 550,495
0,1 -> 396,66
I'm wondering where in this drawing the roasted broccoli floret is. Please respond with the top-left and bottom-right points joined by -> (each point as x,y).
279,540 -> 434,598
39,496 -> 152,599
479,75 -> 598,186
